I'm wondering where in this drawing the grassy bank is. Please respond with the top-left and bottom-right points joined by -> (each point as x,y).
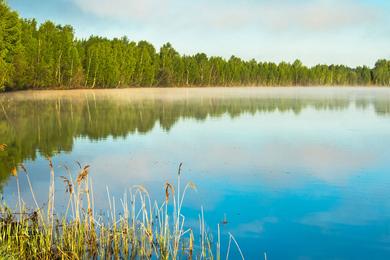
0,146 -> 244,259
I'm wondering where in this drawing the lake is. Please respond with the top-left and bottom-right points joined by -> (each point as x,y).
1,87 -> 390,259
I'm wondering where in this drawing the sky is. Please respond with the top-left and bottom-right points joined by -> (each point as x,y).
8,0 -> 390,67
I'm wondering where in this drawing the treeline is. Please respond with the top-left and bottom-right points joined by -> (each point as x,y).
1,1 -> 390,91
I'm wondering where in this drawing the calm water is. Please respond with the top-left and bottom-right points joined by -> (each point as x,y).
1,87 -> 390,259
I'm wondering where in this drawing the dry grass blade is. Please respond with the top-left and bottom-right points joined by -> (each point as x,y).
0,144 -> 7,151
77,165 -> 90,185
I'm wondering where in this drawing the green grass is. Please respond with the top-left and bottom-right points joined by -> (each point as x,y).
0,157 -> 245,259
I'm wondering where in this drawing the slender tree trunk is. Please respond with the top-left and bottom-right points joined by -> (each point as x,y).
57,51 -> 62,85
85,52 -> 92,87
69,56 -> 74,86
139,52 -> 144,86
35,38 -> 41,87
92,63 -> 98,88
208,65 -> 214,86
186,68 -> 189,85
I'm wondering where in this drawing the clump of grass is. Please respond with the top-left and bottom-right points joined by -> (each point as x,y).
0,159 -> 245,259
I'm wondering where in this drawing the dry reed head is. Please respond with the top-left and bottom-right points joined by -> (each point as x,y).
133,185 -> 148,194
60,176 -> 73,194
164,182 -> 175,203
0,144 -> 7,151
77,165 -> 90,185
11,167 -> 18,177
189,229 -> 194,259
178,162 -> 183,176
187,181 -> 197,191
75,161 -> 82,169
61,164 -> 70,172
47,157 -> 53,169
19,164 -> 27,174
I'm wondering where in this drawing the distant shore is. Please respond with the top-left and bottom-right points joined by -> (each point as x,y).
2,87 -> 390,103
2,84 -> 389,93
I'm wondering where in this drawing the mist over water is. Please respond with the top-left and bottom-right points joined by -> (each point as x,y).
1,87 -> 390,259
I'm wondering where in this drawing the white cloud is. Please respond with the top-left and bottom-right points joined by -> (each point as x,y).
72,0 -> 171,21
255,0 -> 378,32
69,0 -> 389,66
72,0 -> 380,32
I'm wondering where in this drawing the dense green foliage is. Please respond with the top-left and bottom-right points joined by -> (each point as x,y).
0,1 -> 390,90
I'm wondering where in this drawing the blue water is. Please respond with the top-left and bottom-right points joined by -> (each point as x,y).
1,88 -> 390,259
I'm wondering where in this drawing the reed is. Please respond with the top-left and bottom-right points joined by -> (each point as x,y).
0,158 -> 245,259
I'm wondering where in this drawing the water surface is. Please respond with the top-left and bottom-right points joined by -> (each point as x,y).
1,87 -> 390,259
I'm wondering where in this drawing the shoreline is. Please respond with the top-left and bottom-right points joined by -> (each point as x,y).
2,84 -> 389,93
2,86 -> 390,102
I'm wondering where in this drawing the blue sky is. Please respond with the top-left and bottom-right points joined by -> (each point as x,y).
8,0 -> 390,67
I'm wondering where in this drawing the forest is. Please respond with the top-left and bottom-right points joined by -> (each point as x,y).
1,1 -> 390,91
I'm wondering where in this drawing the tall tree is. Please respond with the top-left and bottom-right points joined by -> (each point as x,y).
0,0 -> 21,90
